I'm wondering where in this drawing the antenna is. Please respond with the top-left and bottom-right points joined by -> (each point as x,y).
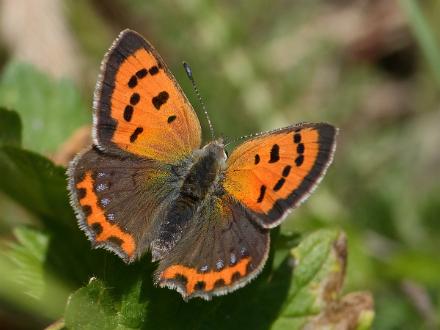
225,132 -> 255,147
225,128 -> 281,147
183,62 -> 215,140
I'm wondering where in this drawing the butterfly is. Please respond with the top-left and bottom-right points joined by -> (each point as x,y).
67,29 -> 337,300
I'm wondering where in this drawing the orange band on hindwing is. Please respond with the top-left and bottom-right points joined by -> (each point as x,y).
160,257 -> 251,295
76,171 -> 135,257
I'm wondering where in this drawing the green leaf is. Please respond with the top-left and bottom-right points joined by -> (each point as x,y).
271,229 -> 374,330
65,278 -> 119,330
6,227 -> 50,299
0,146 -> 71,225
0,227 -> 71,319
65,276 -> 148,329
118,280 -> 148,328
0,62 -> 89,154
0,107 -> 22,146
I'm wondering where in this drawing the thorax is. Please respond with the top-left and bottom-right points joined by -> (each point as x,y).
178,140 -> 226,202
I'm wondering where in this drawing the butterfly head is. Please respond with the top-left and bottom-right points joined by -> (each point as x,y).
201,138 -> 227,163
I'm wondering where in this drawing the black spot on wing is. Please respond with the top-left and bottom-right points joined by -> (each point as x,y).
130,127 -> 144,142
282,165 -> 291,177
167,115 -> 177,123
257,185 -> 266,203
295,155 -> 304,167
124,105 -> 134,122
90,223 -> 103,235
293,133 -> 301,144
175,274 -> 188,287
152,91 -> 169,110
214,279 -> 225,288
255,154 -> 260,165
297,143 -> 305,154
128,76 -> 137,88
107,236 -> 123,246
269,144 -> 280,163
130,93 -> 140,105
149,66 -> 159,75
194,281 -> 206,291
273,178 -> 285,192
136,68 -> 148,78
77,188 -> 87,199
83,205 -> 92,216
232,272 -> 242,282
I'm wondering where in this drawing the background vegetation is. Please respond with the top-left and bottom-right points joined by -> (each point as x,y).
0,0 -> 439,329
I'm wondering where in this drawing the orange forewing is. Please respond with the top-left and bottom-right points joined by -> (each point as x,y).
224,123 -> 336,227
95,30 -> 201,163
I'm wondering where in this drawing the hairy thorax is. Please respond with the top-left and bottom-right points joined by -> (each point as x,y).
180,140 -> 227,202
151,140 -> 227,260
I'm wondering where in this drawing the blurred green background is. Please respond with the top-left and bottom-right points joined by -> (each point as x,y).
0,0 -> 439,329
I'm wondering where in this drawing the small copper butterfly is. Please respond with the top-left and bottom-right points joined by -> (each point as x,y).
67,29 -> 337,300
